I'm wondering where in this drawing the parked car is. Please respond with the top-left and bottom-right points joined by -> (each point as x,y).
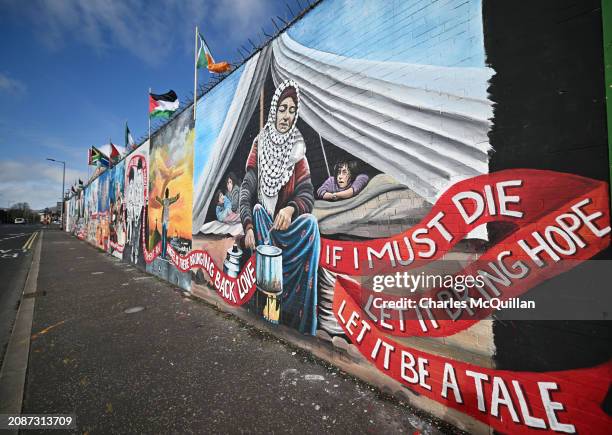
14,218 -> 25,224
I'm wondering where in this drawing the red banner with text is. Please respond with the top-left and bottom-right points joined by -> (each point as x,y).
319,169 -> 609,276
333,280 -> 612,434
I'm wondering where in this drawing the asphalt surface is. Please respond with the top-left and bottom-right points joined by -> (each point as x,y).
20,229 -> 456,434
0,224 -> 40,367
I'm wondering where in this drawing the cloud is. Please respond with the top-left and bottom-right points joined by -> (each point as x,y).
0,72 -> 27,96
4,0 -> 174,66
0,122 -> 84,162
210,0 -> 275,44
1,0 -> 286,66
0,160 -> 87,210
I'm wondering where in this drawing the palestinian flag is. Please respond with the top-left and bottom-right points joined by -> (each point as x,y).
125,122 -> 136,150
109,142 -> 121,163
149,90 -> 179,119
197,33 -> 231,74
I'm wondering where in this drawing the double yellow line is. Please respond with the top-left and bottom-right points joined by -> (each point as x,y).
22,231 -> 38,250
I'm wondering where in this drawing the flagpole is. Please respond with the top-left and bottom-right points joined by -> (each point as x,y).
193,25 -> 198,121
148,87 -> 151,142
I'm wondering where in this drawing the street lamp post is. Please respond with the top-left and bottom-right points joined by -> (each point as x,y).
46,158 -> 66,229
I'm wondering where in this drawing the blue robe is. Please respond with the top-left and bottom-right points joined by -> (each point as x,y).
252,204 -> 320,335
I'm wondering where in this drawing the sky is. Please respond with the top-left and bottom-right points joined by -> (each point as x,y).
0,0 -> 295,210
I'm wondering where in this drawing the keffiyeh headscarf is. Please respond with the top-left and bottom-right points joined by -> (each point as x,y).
258,80 -> 301,198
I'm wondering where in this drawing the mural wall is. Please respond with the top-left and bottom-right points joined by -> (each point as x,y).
124,141 -> 149,269
145,108 -> 194,290
108,160 -> 125,259
65,0 -> 611,433
85,177 -> 99,246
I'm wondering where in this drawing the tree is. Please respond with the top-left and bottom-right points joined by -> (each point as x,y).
11,202 -> 31,212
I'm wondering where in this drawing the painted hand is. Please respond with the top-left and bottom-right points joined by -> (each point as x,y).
245,228 -> 256,249
272,206 -> 294,231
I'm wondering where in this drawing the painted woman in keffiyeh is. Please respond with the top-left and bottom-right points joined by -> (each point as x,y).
239,79 -> 320,335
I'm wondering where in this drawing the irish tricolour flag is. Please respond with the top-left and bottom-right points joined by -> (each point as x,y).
197,33 -> 215,69
149,90 -> 179,119
197,32 -> 231,74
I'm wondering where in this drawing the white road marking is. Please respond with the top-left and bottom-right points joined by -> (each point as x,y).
0,233 -> 28,243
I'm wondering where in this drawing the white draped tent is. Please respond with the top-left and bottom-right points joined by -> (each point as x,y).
193,33 -> 494,233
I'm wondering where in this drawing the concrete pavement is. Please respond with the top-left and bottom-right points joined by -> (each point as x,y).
18,229 -> 458,434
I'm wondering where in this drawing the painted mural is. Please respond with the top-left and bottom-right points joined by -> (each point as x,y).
108,160 -> 126,259
73,189 -> 85,239
124,141 -> 149,268
95,169 -> 110,251
63,0 -> 611,433
75,171 -> 110,250
144,108 -> 194,290
85,176 -> 98,245
66,192 -> 74,233
75,190 -> 85,239
190,0 -> 495,333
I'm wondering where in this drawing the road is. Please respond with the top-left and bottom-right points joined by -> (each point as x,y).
0,223 -> 41,366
